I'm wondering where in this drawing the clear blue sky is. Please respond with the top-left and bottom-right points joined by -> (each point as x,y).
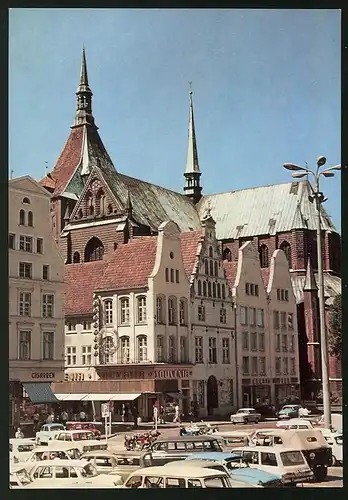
9,8 -> 341,230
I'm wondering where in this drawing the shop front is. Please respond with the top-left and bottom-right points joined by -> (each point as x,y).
274,377 -> 300,408
241,378 -> 271,408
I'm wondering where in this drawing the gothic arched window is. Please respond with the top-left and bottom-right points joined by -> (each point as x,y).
280,241 -> 292,269
209,246 -> 213,258
222,284 -> 226,299
259,244 -> 269,268
84,237 -> 104,262
212,282 -> 216,298
73,251 -> 80,263
209,261 -> 214,276
203,281 -> 207,297
223,248 -> 232,262
28,211 -> 33,227
208,281 -> 212,297
197,280 -> 202,296
214,261 -> 218,276
19,209 -> 25,225
204,260 -> 209,275
96,189 -> 105,215
217,283 -> 221,298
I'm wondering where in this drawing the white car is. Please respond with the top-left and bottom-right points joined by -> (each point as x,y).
230,408 -> 261,424
15,444 -> 82,468
321,430 -> 343,466
276,419 -> 313,430
233,446 -> 313,485
36,423 -> 65,445
318,413 -> 342,432
25,459 -> 123,488
10,464 -> 34,488
52,430 -> 108,453
10,438 -> 37,463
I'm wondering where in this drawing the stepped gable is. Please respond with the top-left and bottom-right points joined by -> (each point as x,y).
180,230 -> 204,276
64,260 -> 108,316
96,236 -> 157,292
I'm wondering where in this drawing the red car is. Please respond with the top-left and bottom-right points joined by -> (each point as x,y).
65,422 -> 101,438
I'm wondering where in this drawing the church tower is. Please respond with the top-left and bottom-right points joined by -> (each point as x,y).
183,85 -> 202,204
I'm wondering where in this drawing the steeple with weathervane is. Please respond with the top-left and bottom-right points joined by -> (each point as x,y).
183,83 -> 202,204
73,47 -> 96,128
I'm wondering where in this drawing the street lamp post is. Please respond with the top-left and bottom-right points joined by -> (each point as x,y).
283,157 -> 341,430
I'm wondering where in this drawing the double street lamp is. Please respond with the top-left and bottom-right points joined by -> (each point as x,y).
283,157 -> 341,430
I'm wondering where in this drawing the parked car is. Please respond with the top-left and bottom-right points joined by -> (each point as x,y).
36,423 -> 66,445
277,405 -> 301,420
52,430 -> 107,453
121,465 -> 234,488
276,419 -> 314,430
213,431 -> 252,450
230,408 -> 261,424
321,430 -> 343,466
233,446 -> 313,486
16,444 -> 82,468
318,413 -> 342,432
10,464 -> 34,488
10,438 -> 37,462
65,421 -> 101,438
26,459 -> 123,488
183,452 -> 284,488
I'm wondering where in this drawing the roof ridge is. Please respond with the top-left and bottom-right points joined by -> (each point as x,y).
202,180 -> 306,198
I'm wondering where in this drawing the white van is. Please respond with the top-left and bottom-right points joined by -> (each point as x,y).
122,465 -> 233,488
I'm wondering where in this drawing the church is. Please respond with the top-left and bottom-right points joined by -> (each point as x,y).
41,49 -> 341,405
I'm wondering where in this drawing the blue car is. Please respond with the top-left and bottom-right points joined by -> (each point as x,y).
185,452 -> 283,488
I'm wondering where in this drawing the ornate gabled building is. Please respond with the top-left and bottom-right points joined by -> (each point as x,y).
42,50 -> 341,402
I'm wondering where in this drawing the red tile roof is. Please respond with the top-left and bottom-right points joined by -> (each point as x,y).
260,268 -> 270,288
40,174 -> 56,190
64,260 -> 108,316
223,261 -> 238,289
180,230 -> 204,276
96,237 -> 157,292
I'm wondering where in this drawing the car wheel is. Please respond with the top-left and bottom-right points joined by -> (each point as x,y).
243,418 -> 248,424
313,465 -> 328,482
331,455 -> 337,467
255,419 -> 259,424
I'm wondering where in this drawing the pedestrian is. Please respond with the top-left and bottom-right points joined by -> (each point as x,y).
159,405 -> 165,424
61,410 -> 68,427
46,413 -> 53,424
153,405 -> 158,430
131,404 -> 139,429
33,411 -> 40,433
15,427 -> 24,439
79,409 -> 86,422
173,404 -> 180,423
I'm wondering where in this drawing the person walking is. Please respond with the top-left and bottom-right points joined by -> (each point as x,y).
153,405 -> 158,430
131,403 -> 139,430
15,427 -> 24,438
46,413 -> 53,424
61,410 -> 68,427
173,404 -> 180,423
79,409 -> 86,422
33,411 -> 40,433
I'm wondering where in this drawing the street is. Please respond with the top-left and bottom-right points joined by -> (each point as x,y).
107,421 -> 343,488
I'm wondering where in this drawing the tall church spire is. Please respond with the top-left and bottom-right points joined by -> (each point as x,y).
73,47 -> 96,128
183,83 -> 202,204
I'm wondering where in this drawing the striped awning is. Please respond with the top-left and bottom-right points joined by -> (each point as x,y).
22,383 -> 59,404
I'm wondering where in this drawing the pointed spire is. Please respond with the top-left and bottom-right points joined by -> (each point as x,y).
303,255 -> 318,291
183,83 -> 202,204
73,47 -> 96,127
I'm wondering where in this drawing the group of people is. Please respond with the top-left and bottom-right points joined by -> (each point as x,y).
120,403 -> 139,427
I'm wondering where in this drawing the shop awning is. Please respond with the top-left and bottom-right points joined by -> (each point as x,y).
110,394 -> 141,401
166,392 -> 186,400
55,393 -> 89,401
82,394 -> 116,401
23,383 -> 59,404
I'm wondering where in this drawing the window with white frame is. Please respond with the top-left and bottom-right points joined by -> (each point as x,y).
282,335 -> 288,352
156,296 -> 164,324
137,335 -> 147,362
288,313 -> 294,330
259,357 -> 266,375
120,336 -> 130,363
137,296 -> 147,324
257,308 -> 264,327
220,306 -> 227,324
169,335 -> 176,362
275,357 -> 281,375
42,294 -> 54,318
19,262 -> 32,279
242,331 -> 249,350
19,235 -> 33,252
198,305 -> 205,322
259,332 -> 265,351
179,299 -> 187,325
19,331 -> 31,360
67,322 -> 76,332
82,321 -> 91,331
240,306 -> 248,325
104,300 -> 113,324
19,292 -> 31,316
42,332 -> 54,360
275,334 -> 281,352
120,297 -> 130,324
290,357 -> 296,375
250,332 -> 257,351
222,338 -> 230,364
81,346 -> 92,365
242,356 -> 249,374
283,357 -> 289,375
103,337 -> 114,364
289,335 -> 295,352
180,336 -> 187,362
195,337 -> 203,363
157,335 -> 164,362
208,337 -> 217,363
66,346 -> 76,365
273,311 -> 280,329
249,307 -> 256,326
168,297 -> 176,325
280,311 -> 287,329
251,356 -> 258,375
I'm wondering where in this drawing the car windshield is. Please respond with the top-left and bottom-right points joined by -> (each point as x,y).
281,451 -> 305,466
237,410 -> 246,414
281,406 -> 295,410
81,463 -> 98,477
16,469 -> 32,485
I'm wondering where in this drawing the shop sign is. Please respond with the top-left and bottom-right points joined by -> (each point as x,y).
251,378 -> 271,385
278,377 -> 291,385
106,370 -> 145,380
31,372 -> 55,379
153,368 -> 193,379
